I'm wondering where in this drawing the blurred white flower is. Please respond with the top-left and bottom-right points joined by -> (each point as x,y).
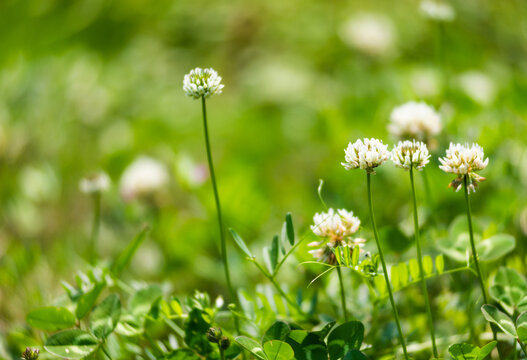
311,208 -> 361,240
120,156 -> 169,201
410,69 -> 441,98
457,71 -> 497,106
342,138 -> 390,174
391,140 -> 431,171
183,68 -> 224,99
79,172 -> 111,194
339,13 -> 396,57
439,142 -> 489,192
420,0 -> 456,22
388,101 -> 441,143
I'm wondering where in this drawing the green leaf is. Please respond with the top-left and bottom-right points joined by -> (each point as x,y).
327,321 -> 364,360
448,343 -> 481,359
312,321 -> 336,340
435,255 -> 445,274
285,330 -> 327,360
285,213 -> 295,246
26,306 -> 76,331
129,284 -> 163,318
185,309 -> 213,354
477,234 -> 516,261
481,304 -> 517,337
478,341 -> 497,359
343,350 -> 368,360
351,245 -> 360,267
516,311 -> 527,342
390,266 -> 400,290
263,321 -> 291,343
398,262 -> 409,286
489,267 -> 527,315
111,225 -> 149,277
90,294 -> 121,339
423,255 -> 433,276
44,329 -> 98,359
264,340 -> 295,360
235,336 -> 267,360
374,275 -> 386,296
230,228 -> 253,258
270,235 -> 279,271
75,281 -> 106,320
409,258 -> 420,281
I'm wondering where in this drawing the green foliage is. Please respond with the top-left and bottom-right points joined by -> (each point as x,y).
326,321 -> 364,360
44,329 -> 98,359
448,341 -> 497,360
26,306 -> 76,331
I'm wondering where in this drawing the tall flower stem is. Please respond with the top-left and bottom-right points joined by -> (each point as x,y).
410,167 -> 438,358
90,192 -> 101,265
201,96 -> 240,333
367,173 -> 409,359
463,175 -> 501,356
336,266 -> 349,322
462,175 -> 487,304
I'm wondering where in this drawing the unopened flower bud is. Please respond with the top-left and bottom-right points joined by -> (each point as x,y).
22,347 -> 40,360
220,336 -> 231,350
207,327 -> 222,343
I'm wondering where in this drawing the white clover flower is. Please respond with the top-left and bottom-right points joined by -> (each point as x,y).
342,138 -> 390,174
183,68 -> 224,99
339,13 -> 396,57
119,156 -> 169,201
420,0 -> 456,22
79,171 -> 111,194
311,208 -> 361,240
457,71 -> 497,106
388,101 -> 442,143
391,140 -> 431,171
439,142 -> 489,192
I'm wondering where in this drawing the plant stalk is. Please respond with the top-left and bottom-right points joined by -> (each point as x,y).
90,192 -> 101,265
367,173 -> 409,359
336,266 -> 349,322
201,96 -> 240,334
410,167 -> 438,357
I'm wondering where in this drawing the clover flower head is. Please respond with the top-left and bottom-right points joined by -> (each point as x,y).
339,13 -> 396,57
308,239 -> 366,265
79,171 -> 111,194
439,142 -> 489,192
420,0 -> 456,22
342,138 -> 390,174
311,208 -> 361,240
119,156 -> 169,201
391,140 -> 431,171
183,68 -> 224,99
388,101 -> 441,143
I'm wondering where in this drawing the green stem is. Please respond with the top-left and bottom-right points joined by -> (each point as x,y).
463,175 -> 487,304
271,237 -> 305,279
336,266 -> 349,322
519,339 -> 527,358
219,344 -> 226,360
367,173 -> 409,359
410,168 -> 438,358
201,96 -> 240,334
463,175 -> 501,356
252,260 -> 306,317
90,192 -> 101,265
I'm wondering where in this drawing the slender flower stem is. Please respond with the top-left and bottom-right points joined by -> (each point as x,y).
367,173 -> 409,359
218,344 -> 226,360
90,192 -> 101,265
410,167 -> 438,358
336,266 -> 349,322
463,175 -> 501,357
462,175 -> 487,304
201,96 -> 240,333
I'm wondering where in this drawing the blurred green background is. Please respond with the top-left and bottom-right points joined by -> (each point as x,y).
1,0 -> 527,349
